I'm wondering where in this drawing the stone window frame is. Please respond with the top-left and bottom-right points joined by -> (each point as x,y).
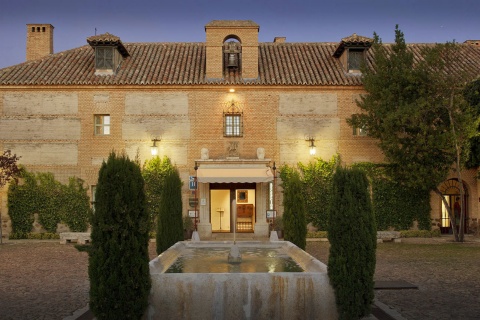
224,113 -> 243,137
94,114 -> 111,135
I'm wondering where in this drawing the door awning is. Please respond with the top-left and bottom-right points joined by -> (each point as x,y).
197,167 -> 274,183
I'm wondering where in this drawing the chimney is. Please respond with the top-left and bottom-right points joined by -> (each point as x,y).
274,37 -> 286,43
464,40 -> 480,47
26,24 -> 54,61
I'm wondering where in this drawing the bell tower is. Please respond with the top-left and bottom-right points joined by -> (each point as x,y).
205,20 -> 259,80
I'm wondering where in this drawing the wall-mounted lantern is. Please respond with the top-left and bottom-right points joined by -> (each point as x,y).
305,136 -> 316,155
150,138 -> 160,156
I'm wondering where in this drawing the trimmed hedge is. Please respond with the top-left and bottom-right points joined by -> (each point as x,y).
9,232 -> 59,240
400,229 -> 441,238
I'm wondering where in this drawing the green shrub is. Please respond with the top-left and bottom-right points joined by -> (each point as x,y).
298,156 -> 338,229
372,177 -> 431,230
282,159 -> 430,235
306,231 -> 328,238
74,244 -> 92,253
400,229 -> 441,238
327,167 -> 376,320
8,232 -> 59,240
89,152 -> 151,319
282,170 -> 307,250
143,156 -> 176,231
156,168 -> 183,254
7,169 -> 90,234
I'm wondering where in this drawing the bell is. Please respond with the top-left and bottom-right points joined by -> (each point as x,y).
228,53 -> 238,67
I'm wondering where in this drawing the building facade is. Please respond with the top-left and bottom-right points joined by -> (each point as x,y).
0,20 -> 479,238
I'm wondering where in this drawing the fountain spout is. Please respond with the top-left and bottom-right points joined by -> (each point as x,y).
228,199 -> 242,263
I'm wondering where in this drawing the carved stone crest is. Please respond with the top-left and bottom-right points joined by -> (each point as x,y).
227,141 -> 239,158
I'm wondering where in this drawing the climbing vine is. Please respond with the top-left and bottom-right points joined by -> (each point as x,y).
8,169 -> 91,235
280,158 -> 431,231
142,156 -> 176,231
298,155 -> 339,230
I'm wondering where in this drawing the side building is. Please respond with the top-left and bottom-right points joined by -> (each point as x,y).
0,20 -> 478,238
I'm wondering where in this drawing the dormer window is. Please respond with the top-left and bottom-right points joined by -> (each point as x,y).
95,47 -> 115,70
87,32 -> 129,75
347,48 -> 365,73
333,33 -> 372,74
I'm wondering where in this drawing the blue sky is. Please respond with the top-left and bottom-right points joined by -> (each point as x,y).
1,0 -> 479,69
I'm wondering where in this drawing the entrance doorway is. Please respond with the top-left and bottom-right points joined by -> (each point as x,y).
439,179 -> 469,234
210,183 -> 256,233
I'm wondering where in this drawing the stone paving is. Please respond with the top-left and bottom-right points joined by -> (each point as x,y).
0,237 -> 479,319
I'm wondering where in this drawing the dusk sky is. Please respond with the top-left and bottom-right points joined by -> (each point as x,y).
1,0 -> 479,69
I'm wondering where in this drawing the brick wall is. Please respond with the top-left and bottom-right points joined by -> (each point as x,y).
26,24 -> 54,61
205,25 -> 259,79
0,85 -> 477,236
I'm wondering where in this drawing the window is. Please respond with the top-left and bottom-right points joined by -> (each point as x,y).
348,49 -> 365,72
223,100 -> 243,137
224,113 -> 242,137
91,185 -> 96,212
353,126 -> 368,136
95,47 -> 114,70
94,115 -> 110,135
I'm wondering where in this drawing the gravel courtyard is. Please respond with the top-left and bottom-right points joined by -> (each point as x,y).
0,237 -> 479,319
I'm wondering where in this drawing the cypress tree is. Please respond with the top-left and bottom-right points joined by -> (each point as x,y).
156,167 -> 183,254
282,170 -> 307,250
327,167 -> 376,320
89,152 -> 151,319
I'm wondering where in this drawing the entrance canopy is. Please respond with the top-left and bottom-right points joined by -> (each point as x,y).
197,167 -> 274,183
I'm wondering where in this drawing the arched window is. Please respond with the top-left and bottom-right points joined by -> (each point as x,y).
439,179 -> 469,234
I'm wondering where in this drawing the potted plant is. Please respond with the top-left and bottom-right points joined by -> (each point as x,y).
272,216 -> 284,239
183,215 -> 195,240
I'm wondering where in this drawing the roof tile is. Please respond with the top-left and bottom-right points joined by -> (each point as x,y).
1,41 -> 480,86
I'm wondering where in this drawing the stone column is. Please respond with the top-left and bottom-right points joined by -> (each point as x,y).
197,182 -> 212,238
254,183 -> 269,237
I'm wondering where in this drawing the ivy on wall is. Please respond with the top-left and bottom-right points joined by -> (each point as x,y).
280,158 -> 431,231
352,162 -> 432,231
372,177 -> 431,230
8,169 -> 91,234
142,156 -> 176,231
298,155 -> 339,230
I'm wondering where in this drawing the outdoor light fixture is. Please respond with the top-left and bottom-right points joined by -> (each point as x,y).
305,136 -> 316,155
150,138 -> 160,156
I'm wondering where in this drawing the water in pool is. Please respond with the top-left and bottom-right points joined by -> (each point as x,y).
165,246 -> 304,273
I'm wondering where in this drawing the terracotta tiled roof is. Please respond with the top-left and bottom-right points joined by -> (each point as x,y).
333,33 -> 374,57
1,41 -> 480,86
86,32 -> 121,44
